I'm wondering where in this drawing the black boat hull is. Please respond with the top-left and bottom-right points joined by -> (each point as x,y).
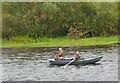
49,56 -> 103,66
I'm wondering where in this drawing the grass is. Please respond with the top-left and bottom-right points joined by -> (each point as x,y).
1,35 -> 119,48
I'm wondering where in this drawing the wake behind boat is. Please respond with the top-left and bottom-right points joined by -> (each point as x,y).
49,56 -> 103,66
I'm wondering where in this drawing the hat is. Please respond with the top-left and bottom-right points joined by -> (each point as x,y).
59,48 -> 62,51
76,51 -> 79,54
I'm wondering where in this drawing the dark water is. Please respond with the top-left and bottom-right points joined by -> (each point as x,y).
1,45 -> 118,81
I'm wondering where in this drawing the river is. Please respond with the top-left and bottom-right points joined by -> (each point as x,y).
1,45 -> 118,81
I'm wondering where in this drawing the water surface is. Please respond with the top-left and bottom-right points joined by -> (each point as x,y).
1,45 -> 118,81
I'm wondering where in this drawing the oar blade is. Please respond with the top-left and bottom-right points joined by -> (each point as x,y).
63,59 -> 75,68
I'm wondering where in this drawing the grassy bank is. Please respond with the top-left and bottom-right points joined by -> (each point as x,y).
2,36 -> 119,48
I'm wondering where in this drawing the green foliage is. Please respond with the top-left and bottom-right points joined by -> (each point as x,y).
67,23 -> 89,39
10,36 -> 34,43
2,2 -> 118,39
35,37 -> 50,42
67,27 -> 80,39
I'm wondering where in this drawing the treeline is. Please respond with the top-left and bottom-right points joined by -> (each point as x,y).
2,2 -> 118,39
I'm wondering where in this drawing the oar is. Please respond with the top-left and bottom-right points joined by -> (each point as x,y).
63,58 -> 75,68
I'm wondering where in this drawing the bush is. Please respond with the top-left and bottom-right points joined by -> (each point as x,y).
10,36 -> 34,43
35,37 -> 50,42
67,27 -> 86,39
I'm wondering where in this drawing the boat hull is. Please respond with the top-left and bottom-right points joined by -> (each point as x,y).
49,56 -> 103,66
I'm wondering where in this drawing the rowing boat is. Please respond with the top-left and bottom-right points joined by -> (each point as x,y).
49,56 -> 103,66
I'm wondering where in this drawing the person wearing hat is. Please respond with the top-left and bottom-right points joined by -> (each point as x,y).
74,51 -> 80,60
55,48 -> 64,60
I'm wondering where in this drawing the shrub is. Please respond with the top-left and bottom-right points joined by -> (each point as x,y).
67,27 -> 88,39
67,22 -> 91,39
35,37 -> 50,42
10,36 -> 34,43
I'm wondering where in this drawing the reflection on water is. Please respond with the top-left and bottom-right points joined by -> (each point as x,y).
1,45 -> 118,81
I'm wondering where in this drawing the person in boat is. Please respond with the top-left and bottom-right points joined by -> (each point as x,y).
55,48 -> 64,60
74,51 -> 80,60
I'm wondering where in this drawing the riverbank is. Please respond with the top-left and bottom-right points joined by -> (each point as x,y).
2,36 -> 119,48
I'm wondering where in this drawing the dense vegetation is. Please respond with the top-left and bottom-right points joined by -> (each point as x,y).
2,2 -> 118,39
